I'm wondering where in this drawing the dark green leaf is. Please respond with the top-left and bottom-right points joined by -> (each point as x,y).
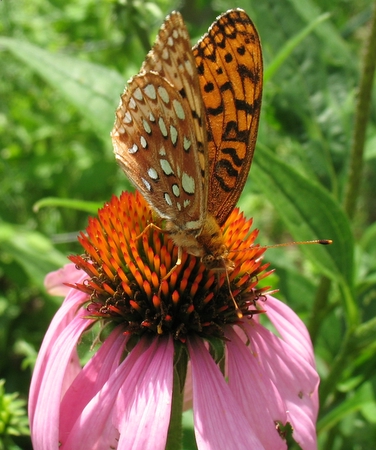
0,37 -> 126,140
0,222 -> 67,289
252,145 -> 354,286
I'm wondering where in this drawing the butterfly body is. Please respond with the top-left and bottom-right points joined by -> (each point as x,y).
112,9 -> 262,284
165,212 -> 233,271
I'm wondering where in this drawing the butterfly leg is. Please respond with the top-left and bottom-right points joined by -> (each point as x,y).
133,222 -> 164,241
134,222 -> 182,284
133,221 -> 183,282
223,268 -> 243,318
163,245 -> 182,278
133,222 -> 182,295
156,246 -> 182,335
158,245 -> 182,294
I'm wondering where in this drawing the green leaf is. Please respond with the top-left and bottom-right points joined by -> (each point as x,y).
251,145 -> 354,286
286,0 -> 352,65
0,222 -> 67,289
317,382 -> 376,432
0,379 -> 29,440
265,13 -> 331,83
33,197 -> 103,214
0,37 -> 126,140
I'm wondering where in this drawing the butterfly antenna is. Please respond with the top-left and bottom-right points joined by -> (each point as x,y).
228,239 -> 332,255
263,239 -> 332,249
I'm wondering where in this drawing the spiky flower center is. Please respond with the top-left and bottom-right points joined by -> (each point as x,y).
69,192 -> 271,341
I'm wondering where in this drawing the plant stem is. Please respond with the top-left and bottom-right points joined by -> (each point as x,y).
319,330 -> 352,405
133,18 -> 153,54
322,424 -> 339,450
344,1 -> 376,218
308,276 -> 332,344
166,342 -> 187,450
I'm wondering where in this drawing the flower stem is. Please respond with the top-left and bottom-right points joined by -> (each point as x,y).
166,343 -> 188,450
344,1 -> 376,217
319,330 -> 352,405
133,19 -> 153,54
308,276 -> 332,344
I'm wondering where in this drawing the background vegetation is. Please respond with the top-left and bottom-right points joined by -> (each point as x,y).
1,0 -> 375,448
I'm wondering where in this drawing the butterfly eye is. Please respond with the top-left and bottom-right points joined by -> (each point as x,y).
202,254 -> 215,266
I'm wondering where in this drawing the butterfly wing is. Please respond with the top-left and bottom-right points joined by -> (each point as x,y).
193,9 -> 263,226
141,12 -> 208,216
112,72 -> 204,232
112,12 -> 208,233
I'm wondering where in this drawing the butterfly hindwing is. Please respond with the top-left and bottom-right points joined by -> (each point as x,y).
112,72 -> 204,231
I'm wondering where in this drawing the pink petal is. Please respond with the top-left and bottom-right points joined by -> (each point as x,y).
61,348 -> 82,398
62,337 -> 152,449
264,296 -> 316,367
60,326 -> 127,441
183,362 -> 193,410
188,336 -> 265,450
29,278 -> 89,426
30,309 -> 93,450
242,321 -> 319,450
225,326 -> 287,449
62,336 -> 174,450
116,336 -> 174,450
44,263 -> 84,296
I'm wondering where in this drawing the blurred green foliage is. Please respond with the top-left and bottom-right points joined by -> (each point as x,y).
0,0 -> 376,449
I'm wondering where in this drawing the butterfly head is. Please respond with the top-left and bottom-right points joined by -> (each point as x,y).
165,213 -> 234,273
201,248 -> 235,273
195,214 -> 235,272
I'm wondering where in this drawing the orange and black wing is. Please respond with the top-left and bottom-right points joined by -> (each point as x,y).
193,9 -> 263,226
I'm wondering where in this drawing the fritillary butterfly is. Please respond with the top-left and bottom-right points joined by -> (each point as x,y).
111,9 -> 263,305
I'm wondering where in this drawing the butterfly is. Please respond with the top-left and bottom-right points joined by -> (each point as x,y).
111,9 -> 263,312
